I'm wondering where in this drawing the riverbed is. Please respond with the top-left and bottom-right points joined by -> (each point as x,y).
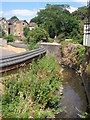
56,66 -> 87,118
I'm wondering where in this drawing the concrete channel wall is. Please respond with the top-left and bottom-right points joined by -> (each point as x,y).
82,47 -> 90,104
40,42 -> 61,62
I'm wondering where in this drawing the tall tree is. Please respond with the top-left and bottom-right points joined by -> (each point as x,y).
31,4 -> 79,39
10,16 -> 19,20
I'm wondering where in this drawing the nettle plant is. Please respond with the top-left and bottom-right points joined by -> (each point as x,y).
2,55 -> 63,118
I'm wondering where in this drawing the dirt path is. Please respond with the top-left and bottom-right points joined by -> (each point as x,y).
0,45 -> 26,53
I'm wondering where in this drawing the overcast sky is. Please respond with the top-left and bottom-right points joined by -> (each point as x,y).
0,0 -> 87,22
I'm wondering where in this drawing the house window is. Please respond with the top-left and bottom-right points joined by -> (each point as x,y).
4,21 -> 6,23
83,22 -> 90,47
18,32 -> 20,35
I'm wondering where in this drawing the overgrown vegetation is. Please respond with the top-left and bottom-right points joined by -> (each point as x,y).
70,45 -> 85,67
60,41 -> 85,68
4,34 -> 15,43
0,26 -> 6,38
2,56 -> 63,119
23,26 -> 49,50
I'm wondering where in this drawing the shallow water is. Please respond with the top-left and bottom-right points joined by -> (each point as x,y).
56,67 -> 87,118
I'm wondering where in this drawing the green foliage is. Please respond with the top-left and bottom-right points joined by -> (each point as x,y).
2,56 -> 63,118
28,27 -> 48,43
0,26 -> 6,38
70,45 -> 85,67
57,33 -> 66,42
23,27 -> 30,37
60,41 -> 85,68
4,34 -> 15,42
31,4 -> 80,40
48,37 -> 54,43
72,6 -> 88,21
10,16 -> 19,20
25,27 -> 48,50
30,4 -> 88,42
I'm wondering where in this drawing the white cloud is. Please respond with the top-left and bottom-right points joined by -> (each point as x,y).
72,0 -> 87,2
67,6 -> 78,13
0,11 -> 3,16
4,9 -> 38,17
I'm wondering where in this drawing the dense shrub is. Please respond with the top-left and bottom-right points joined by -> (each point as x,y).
23,27 -> 49,50
4,34 -> 15,42
57,33 -> 66,42
2,56 -> 63,118
70,45 -> 85,67
0,26 -> 6,38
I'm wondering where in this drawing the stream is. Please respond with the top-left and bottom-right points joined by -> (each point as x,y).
56,66 -> 87,118
2,44 -> 88,118
41,44 -> 88,118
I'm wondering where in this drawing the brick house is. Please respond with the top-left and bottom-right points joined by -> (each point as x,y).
8,18 -> 29,38
0,17 -> 37,38
15,20 -> 29,38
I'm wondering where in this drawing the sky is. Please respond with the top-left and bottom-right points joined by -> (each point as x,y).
0,0 -> 88,22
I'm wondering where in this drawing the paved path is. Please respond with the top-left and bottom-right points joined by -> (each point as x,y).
0,48 -> 16,58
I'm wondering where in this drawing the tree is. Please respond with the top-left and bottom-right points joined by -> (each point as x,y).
72,6 -> 87,21
25,27 -> 48,50
79,21 -> 84,38
28,27 -> 48,43
10,16 -> 19,20
23,27 -> 30,38
30,4 -> 79,39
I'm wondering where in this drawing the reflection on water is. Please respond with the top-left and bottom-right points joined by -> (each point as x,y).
56,67 -> 87,118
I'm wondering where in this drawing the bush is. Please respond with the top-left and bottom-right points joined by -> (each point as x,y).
4,34 -> 15,42
0,26 -> 6,38
57,33 -> 66,42
2,56 -> 63,118
28,27 -> 48,43
48,37 -> 54,43
25,27 -> 49,50
23,27 -> 30,37
70,45 -> 85,67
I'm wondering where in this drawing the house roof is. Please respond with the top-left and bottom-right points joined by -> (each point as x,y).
29,22 -> 37,27
8,18 -> 19,24
0,17 -> 7,21
16,20 -> 29,25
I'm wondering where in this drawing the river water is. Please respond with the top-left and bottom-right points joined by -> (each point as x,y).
41,44 -> 87,118
56,66 -> 87,118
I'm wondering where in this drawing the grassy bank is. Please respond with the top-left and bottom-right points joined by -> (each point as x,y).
2,56 -> 63,119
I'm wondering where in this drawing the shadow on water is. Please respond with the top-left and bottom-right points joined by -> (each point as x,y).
56,66 -> 87,118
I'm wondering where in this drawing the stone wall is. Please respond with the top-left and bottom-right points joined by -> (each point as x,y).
82,47 -> 90,104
